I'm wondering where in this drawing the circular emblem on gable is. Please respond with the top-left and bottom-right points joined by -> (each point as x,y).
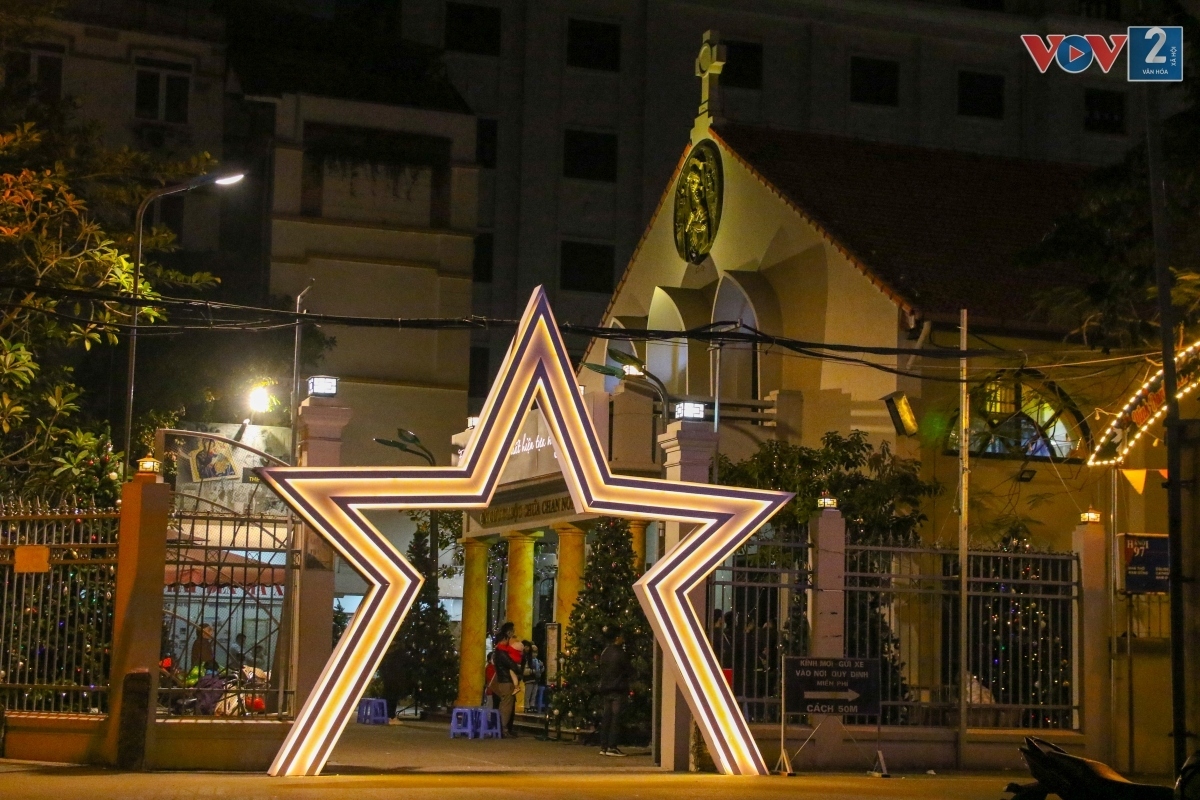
673,140 -> 723,264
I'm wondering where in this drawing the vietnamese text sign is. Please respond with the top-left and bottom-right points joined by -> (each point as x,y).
1121,533 -> 1169,594
784,657 -> 881,716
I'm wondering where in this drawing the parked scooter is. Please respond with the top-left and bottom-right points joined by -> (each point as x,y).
1004,737 -> 1199,800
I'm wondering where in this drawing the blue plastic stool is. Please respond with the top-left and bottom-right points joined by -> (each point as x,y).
449,706 -> 476,739
478,708 -> 503,739
356,697 -> 389,725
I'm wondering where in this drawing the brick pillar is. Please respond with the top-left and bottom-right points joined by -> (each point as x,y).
810,508 -> 846,659
628,519 -> 648,572
504,531 -> 537,642
455,537 -> 490,707
292,396 -> 352,708
553,523 -> 586,647
103,472 -> 170,768
1073,518 -> 1112,760
656,421 -> 718,772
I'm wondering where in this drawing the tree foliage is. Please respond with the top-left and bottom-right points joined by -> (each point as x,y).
718,431 -> 939,545
552,517 -> 653,742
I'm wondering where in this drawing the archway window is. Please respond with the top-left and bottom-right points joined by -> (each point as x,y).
948,376 -> 1088,460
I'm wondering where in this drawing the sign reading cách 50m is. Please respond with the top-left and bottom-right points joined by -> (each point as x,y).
784,657 -> 881,717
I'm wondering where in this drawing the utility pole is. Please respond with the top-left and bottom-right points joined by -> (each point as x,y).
957,308 -> 970,769
1144,83 -> 1189,773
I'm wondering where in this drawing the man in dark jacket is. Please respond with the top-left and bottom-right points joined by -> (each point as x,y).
597,627 -> 632,756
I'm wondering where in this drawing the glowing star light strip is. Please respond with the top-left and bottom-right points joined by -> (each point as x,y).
259,287 -> 791,777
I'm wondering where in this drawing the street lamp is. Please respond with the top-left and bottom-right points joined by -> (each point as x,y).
248,385 -> 271,415
121,169 -> 246,480
374,428 -> 440,599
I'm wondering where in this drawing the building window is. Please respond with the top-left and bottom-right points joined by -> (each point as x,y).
1078,0 -> 1121,20
957,71 -> 1005,119
473,232 -> 494,282
134,57 -> 190,124
722,41 -> 763,90
849,56 -> 899,107
469,346 -> 491,398
3,47 -> 63,101
444,2 -> 501,57
155,195 -> 186,244
566,18 -> 620,72
563,129 -> 617,182
1084,88 -> 1126,134
476,118 -> 498,168
948,376 -> 1088,460
560,240 -> 615,293
961,0 -> 1004,10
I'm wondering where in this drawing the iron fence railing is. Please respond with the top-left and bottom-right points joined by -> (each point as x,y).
845,544 -> 1080,729
0,498 -> 120,713
160,502 -> 297,719
706,523 -> 810,724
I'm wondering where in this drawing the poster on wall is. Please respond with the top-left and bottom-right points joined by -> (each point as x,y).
170,422 -> 292,515
543,621 -> 560,682
1120,533 -> 1170,594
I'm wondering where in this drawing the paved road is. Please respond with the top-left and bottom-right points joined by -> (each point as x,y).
0,721 -> 1170,800
0,759 -> 1018,800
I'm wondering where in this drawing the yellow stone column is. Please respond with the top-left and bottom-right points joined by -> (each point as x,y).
553,523 -> 586,647
503,531 -> 537,641
455,537 -> 490,707
628,519 -> 648,572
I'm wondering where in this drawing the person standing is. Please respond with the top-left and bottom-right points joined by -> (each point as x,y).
490,633 -> 523,736
598,627 -> 632,757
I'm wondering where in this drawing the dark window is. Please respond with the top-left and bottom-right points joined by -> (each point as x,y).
567,18 -> 620,71
560,240 -> 614,293
957,71 -> 1005,119
476,118 -> 497,168
33,54 -> 61,100
961,0 -> 1004,10
156,195 -> 186,243
473,232 -> 494,282
135,70 -> 159,119
1079,0 -> 1121,20
1084,88 -> 1126,134
163,74 -> 189,123
849,56 -> 899,107
469,346 -> 491,397
444,3 -> 501,56
722,41 -> 763,90
563,129 -> 617,182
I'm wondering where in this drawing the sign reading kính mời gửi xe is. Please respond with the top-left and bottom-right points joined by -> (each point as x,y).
784,657 -> 881,717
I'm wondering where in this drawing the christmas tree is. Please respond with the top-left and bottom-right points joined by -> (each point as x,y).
551,517 -> 652,743
378,511 -> 460,717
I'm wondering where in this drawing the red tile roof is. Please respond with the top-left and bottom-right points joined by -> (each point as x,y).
712,123 -> 1094,332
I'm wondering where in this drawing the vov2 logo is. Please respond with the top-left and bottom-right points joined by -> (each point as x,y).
1021,27 -> 1184,82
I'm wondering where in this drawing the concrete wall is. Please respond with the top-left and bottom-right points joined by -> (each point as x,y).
268,93 -> 477,468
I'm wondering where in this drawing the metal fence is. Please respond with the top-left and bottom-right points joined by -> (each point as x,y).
0,499 -> 121,713
845,544 -> 1080,729
160,500 -> 297,718
706,522 -> 810,724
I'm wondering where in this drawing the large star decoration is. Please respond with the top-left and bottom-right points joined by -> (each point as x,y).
260,287 -> 791,777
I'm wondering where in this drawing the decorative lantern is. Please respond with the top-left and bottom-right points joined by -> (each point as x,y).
1081,507 -> 1102,524
137,456 -> 162,475
817,490 -> 838,509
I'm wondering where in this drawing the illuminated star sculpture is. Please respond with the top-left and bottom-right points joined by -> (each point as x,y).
260,287 -> 791,777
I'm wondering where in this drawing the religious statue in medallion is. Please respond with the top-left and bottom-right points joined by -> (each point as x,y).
673,140 -> 723,264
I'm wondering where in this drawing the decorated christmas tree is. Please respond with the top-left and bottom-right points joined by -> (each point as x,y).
378,511 -> 460,717
551,517 -> 652,742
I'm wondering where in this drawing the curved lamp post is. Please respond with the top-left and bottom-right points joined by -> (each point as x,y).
121,170 -> 245,480
374,428 -> 439,598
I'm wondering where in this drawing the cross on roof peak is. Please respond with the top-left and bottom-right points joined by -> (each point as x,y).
695,30 -> 726,124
